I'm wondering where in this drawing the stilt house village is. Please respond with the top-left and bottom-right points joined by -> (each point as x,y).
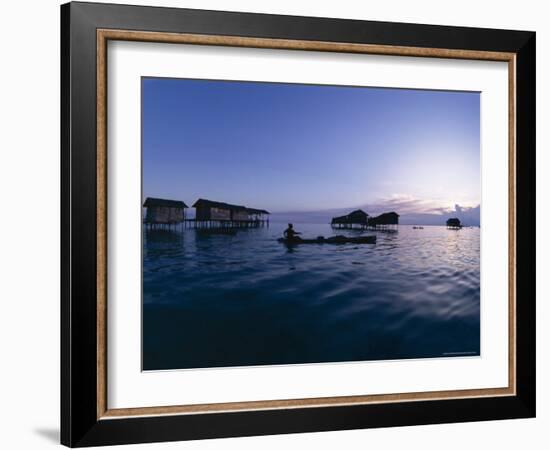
143,198 -> 270,230
143,198 -> 402,231
331,209 -> 399,230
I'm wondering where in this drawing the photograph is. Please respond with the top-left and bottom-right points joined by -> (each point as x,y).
141,77 -> 481,371
55,1 -> 537,446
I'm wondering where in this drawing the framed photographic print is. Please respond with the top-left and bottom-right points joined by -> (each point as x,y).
61,2 -> 536,447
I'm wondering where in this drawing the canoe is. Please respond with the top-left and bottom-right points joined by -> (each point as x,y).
278,235 -> 376,245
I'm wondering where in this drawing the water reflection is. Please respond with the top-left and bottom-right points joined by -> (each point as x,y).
143,224 -> 480,370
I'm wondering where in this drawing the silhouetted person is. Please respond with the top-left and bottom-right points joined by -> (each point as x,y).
283,223 -> 302,241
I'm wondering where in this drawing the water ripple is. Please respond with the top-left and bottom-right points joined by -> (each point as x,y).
143,224 -> 480,370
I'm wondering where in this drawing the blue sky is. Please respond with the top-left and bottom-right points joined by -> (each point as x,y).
142,77 -> 480,217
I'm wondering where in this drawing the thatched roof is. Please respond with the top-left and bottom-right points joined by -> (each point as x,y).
246,207 -> 271,215
446,217 -> 462,226
192,199 -> 269,215
369,211 -> 400,225
143,197 -> 188,208
332,209 -> 368,224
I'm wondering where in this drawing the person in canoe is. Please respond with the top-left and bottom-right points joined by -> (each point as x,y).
283,223 -> 302,242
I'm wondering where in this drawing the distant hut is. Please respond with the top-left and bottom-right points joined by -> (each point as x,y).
446,217 -> 462,229
143,197 -> 187,229
331,209 -> 369,229
192,199 -> 269,228
368,211 -> 400,230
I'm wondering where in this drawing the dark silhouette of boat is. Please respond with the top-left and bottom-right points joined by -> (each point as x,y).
277,235 -> 376,245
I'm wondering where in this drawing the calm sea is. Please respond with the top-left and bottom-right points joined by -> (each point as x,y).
142,223 -> 480,370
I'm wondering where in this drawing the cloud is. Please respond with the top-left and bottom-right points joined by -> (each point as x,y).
271,195 -> 480,226
362,196 -> 480,226
362,194 -> 448,215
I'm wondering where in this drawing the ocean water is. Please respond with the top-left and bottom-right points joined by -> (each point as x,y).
142,223 -> 480,370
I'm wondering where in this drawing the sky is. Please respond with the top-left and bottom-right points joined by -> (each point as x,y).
142,77 -> 480,223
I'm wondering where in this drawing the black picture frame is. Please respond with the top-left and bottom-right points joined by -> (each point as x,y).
61,2 -> 535,447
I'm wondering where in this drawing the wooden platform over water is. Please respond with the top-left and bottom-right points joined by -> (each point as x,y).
184,219 -> 269,229
331,223 -> 398,231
